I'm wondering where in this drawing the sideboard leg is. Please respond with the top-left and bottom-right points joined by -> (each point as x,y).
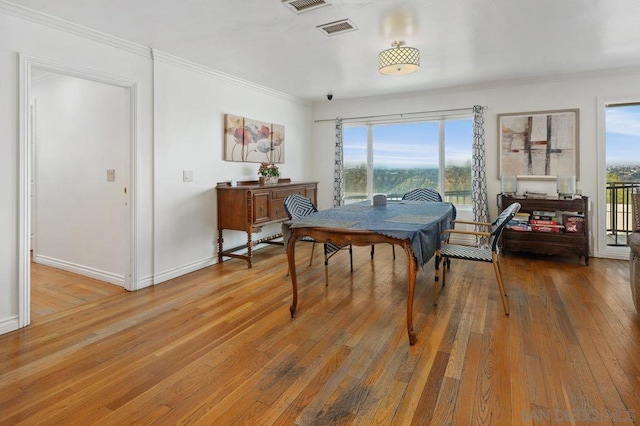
217,230 -> 224,263
246,231 -> 253,268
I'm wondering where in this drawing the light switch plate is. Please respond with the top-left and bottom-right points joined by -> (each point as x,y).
183,170 -> 193,182
107,169 -> 115,182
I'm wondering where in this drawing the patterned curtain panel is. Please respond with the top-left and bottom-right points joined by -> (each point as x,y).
333,117 -> 344,207
472,105 -> 489,244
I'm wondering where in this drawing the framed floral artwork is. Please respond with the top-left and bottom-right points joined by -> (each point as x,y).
243,118 -> 273,163
223,114 -> 286,164
270,123 -> 285,164
224,114 -> 245,162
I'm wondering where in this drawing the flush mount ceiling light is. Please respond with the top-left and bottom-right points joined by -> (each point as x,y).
378,41 -> 420,75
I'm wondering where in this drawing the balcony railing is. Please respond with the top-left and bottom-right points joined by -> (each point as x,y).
606,181 -> 640,246
345,190 -> 473,205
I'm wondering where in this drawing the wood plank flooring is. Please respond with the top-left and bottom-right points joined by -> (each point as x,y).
1,245 -> 639,424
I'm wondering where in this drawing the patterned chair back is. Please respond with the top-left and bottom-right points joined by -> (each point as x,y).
284,194 -> 318,220
402,188 -> 443,202
490,202 -> 521,251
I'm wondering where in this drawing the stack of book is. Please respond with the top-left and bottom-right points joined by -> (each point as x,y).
507,212 -> 532,231
530,210 -> 564,233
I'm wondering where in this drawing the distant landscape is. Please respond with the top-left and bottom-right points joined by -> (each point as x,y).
607,165 -> 640,182
344,162 -> 472,201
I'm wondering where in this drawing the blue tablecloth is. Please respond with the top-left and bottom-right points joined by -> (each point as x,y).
284,201 -> 456,266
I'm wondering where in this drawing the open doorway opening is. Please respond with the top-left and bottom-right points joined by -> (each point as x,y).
29,70 -> 131,319
604,103 -> 640,246
19,55 -> 138,328
598,99 -> 640,259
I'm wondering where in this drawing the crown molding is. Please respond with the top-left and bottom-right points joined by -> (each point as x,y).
152,49 -> 311,107
30,70 -> 60,84
0,0 -> 150,58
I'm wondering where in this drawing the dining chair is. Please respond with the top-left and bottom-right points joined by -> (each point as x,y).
434,202 -> 521,315
283,195 -> 353,283
401,188 -> 443,202
402,187 -> 449,265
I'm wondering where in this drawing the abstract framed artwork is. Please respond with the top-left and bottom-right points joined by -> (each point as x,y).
223,114 -> 285,164
498,109 -> 579,180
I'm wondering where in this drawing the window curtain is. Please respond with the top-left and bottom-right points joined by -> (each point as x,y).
472,105 -> 489,244
333,117 -> 344,207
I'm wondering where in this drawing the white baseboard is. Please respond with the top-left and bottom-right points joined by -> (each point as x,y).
0,315 -> 19,335
33,254 -> 125,286
153,256 -> 218,285
136,274 -> 154,290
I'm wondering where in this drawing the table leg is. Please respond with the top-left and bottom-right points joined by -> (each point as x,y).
287,232 -> 298,318
404,245 -> 417,345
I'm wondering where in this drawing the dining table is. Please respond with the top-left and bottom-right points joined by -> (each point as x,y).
282,200 -> 456,345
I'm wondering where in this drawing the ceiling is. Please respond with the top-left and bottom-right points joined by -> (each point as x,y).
7,0 -> 640,101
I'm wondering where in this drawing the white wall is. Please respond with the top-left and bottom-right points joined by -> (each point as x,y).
311,72 -> 640,258
0,9 -> 314,334
0,11 -> 154,334
152,53 -> 313,283
32,75 -> 128,285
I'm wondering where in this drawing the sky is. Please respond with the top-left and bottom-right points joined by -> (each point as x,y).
606,104 -> 640,166
343,118 -> 473,169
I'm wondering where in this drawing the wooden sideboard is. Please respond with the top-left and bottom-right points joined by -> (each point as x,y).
216,179 -> 318,267
499,194 -> 589,265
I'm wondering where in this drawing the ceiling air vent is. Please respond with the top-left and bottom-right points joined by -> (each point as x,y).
316,19 -> 358,36
282,0 -> 330,14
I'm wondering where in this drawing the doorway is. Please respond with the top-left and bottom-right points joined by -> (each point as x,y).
597,98 -> 640,259
19,55 -> 138,328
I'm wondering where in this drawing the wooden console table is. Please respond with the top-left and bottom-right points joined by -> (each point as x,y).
216,179 -> 318,267
499,194 -> 589,265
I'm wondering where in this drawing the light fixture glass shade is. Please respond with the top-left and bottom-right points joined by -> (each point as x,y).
501,175 -> 517,195
557,176 -> 576,198
378,41 -> 420,75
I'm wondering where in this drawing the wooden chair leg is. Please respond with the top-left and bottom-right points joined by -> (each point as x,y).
372,244 -> 395,259
492,253 -> 509,315
349,244 -> 353,271
495,256 -> 507,295
324,251 -> 329,286
434,251 -> 441,306
441,257 -> 447,288
309,243 -> 316,267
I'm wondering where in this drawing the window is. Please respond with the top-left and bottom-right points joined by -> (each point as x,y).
343,117 -> 473,207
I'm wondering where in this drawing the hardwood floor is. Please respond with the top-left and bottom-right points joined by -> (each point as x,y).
30,260 -> 126,320
2,245 -> 639,424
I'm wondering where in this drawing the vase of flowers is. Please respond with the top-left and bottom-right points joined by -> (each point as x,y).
258,162 -> 279,185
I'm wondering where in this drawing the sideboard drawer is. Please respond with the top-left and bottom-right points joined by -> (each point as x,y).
253,192 -> 270,223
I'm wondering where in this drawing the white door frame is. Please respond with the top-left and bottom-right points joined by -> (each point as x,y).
18,54 -> 139,328
595,95 -> 640,260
